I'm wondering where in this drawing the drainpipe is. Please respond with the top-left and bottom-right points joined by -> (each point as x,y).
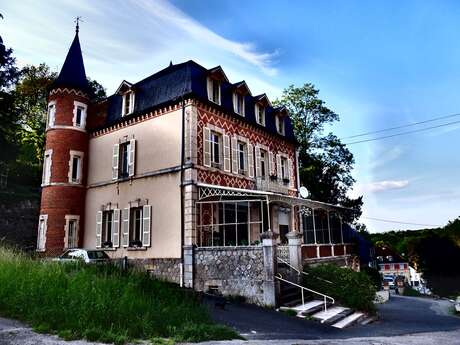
179,95 -> 186,287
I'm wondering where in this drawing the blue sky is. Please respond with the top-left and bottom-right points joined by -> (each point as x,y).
2,0 -> 460,232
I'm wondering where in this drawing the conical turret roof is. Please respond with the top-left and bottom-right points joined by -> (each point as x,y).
52,31 -> 89,92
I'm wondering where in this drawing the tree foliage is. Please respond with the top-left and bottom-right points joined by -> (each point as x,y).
275,84 -> 362,220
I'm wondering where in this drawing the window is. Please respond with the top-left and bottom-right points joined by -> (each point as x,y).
73,101 -> 87,128
314,209 -> 330,244
329,212 -> 342,244
238,141 -> 246,174
394,264 -> 400,270
47,102 -> 56,127
302,207 -> 315,244
119,143 -> 129,178
130,207 -> 143,247
65,216 -> 79,249
260,149 -> 267,179
281,157 -> 288,181
122,92 -> 135,116
211,131 -> 221,167
37,215 -> 47,251
113,140 -> 136,180
384,264 -> 390,270
255,104 -> 265,126
102,210 -> 113,247
208,78 -> 221,104
197,200 -> 264,247
276,115 -> 285,135
68,150 -> 83,184
234,93 -> 245,116
42,149 -> 52,185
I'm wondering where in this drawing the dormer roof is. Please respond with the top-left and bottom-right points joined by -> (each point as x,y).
208,66 -> 229,82
52,31 -> 89,92
116,80 -> 134,94
232,81 -> 252,96
254,93 -> 272,107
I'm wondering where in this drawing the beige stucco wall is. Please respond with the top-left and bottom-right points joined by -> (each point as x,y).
83,173 -> 181,258
87,110 -> 182,185
83,110 -> 183,259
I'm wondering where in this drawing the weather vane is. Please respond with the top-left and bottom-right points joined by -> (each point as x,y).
74,16 -> 83,33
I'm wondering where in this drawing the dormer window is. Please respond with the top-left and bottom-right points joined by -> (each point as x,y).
276,115 -> 285,135
122,91 -> 135,116
255,104 -> 265,126
234,93 -> 245,116
232,81 -> 251,117
207,77 -> 221,105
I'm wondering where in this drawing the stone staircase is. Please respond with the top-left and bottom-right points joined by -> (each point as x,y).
277,264 -> 373,329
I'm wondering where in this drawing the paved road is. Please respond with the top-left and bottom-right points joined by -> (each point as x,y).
204,295 -> 460,340
0,295 -> 459,344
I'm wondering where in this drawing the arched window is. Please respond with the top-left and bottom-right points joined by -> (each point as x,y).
301,207 -> 315,244
314,209 -> 329,244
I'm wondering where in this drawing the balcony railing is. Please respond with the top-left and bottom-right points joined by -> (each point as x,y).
255,176 -> 290,194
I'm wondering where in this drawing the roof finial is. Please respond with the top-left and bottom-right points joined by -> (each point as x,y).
74,16 -> 82,34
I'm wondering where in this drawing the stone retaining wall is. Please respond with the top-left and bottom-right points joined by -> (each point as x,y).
194,246 -> 265,305
128,258 -> 181,284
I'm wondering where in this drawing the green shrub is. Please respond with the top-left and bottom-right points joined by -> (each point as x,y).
302,264 -> 377,314
403,286 -> 422,297
0,246 -> 239,343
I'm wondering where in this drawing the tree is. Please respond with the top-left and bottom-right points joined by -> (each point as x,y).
275,83 -> 362,220
14,64 -> 107,165
0,34 -> 21,163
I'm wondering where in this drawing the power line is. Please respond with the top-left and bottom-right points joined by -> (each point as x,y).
344,119 -> 460,145
342,112 -> 460,140
362,216 -> 441,227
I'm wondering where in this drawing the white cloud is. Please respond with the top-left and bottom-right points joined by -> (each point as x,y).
369,146 -> 404,170
135,0 -> 279,77
351,179 -> 409,197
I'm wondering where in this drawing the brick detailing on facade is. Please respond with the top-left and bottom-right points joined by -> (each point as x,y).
194,246 -> 265,305
196,106 -> 297,196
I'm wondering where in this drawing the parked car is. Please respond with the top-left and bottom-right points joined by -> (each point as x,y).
53,249 -> 110,264
383,275 -> 395,289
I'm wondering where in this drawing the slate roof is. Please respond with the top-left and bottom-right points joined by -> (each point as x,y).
52,32 -> 89,92
103,60 -> 297,143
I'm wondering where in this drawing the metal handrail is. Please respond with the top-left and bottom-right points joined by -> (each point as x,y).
277,256 -> 334,285
276,273 -> 334,312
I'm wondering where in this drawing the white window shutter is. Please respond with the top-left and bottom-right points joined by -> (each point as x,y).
203,127 -> 211,167
247,143 -> 254,178
112,209 -> 120,247
142,205 -> 152,247
276,154 -> 282,180
232,93 -> 237,112
231,136 -> 238,174
207,77 -> 212,101
121,208 -> 130,247
255,146 -> 261,177
223,134 -> 231,172
112,144 -> 119,180
96,211 -> 102,248
64,220 -> 69,249
46,154 -> 52,185
269,151 -> 275,176
128,139 -> 136,177
288,158 -> 293,186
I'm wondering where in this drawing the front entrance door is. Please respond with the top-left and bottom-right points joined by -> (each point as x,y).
278,208 -> 290,243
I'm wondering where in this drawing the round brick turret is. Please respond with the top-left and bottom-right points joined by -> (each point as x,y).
38,29 -> 90,255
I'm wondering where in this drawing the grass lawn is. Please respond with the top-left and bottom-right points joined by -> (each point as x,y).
0,246 -> 240,344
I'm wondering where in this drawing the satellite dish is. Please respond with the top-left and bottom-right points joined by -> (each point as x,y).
299,186 -> 309,199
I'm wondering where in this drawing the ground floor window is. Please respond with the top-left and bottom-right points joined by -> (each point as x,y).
102,210 -> 113,247
65,215 -> 79,249
197,200 -> 265,247
302,207 -> 315,244
302,209 -> 344,244
329,211 -> 342,243
314,209 -> 330,244
37,215 -> 47,251
130,207 -> 143,247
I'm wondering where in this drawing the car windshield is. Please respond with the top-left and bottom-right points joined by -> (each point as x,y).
60,250 -> 77,259
87,251 -> 109,259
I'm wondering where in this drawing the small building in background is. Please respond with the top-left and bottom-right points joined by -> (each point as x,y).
376,245 -> 410,282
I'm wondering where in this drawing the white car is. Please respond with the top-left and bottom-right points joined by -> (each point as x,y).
53,249 -> 110,264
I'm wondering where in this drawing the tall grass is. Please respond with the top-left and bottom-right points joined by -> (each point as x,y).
0,246 -> 239,344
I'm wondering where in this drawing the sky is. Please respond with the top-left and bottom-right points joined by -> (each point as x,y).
1,0 -> 460,233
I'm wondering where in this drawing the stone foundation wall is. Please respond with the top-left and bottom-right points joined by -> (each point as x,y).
194,246 -> 265,305
128,258 -> 181,284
